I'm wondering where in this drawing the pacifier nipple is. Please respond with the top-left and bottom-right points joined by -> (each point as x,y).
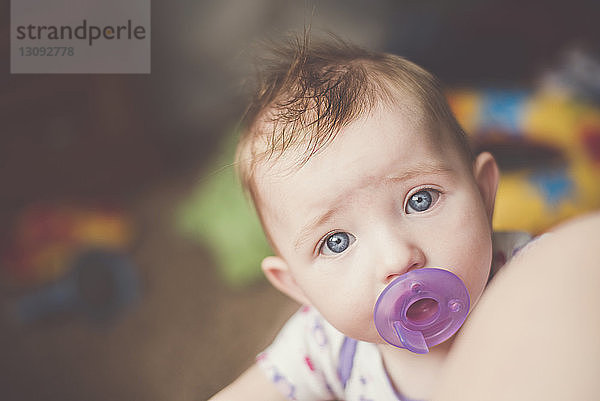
373,268 -> 469,354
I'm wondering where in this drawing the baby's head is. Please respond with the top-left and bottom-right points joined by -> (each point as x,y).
236,36 -> 500,344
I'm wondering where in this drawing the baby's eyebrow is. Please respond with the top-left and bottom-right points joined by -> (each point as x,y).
386,163 -> 453,183
294,209 -> 337,251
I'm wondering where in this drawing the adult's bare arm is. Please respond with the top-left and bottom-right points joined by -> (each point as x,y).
434,212 -> 600,401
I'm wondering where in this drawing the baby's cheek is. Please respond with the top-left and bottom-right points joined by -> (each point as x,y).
455,208 -> 492,262
463,239 -> 493,303
309,290 -> 373,339
443,208 -> 493,302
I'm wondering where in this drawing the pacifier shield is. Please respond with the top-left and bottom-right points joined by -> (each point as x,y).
374,268 -> 469,354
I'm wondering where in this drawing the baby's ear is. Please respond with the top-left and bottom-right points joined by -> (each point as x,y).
472,151 -> 500,222
261,256 -> 310,305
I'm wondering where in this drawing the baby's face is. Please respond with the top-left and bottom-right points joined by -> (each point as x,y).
255,103 -> 496,344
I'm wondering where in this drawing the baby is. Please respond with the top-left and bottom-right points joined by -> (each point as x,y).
210,36 -> 544,400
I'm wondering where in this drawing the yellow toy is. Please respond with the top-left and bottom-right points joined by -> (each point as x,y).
448,88 -> 600,234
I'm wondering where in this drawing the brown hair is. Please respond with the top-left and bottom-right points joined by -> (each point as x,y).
236,34 -> 472,207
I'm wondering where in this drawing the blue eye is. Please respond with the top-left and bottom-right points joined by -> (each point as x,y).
406,189 -> 440,213
320,232 -> 356,255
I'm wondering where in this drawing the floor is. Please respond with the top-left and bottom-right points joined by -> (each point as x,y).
0,174 -> 298,401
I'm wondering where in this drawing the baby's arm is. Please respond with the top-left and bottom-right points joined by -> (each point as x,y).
209,364 -> 287,401
433,211 -> 600,401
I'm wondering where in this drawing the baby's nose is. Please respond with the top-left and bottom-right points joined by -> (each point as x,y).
377,240 -> 426,284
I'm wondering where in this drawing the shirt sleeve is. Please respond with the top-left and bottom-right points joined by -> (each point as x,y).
256,306 -> 345,401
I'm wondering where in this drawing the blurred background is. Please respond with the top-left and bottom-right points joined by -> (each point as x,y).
1,0 -> 600,399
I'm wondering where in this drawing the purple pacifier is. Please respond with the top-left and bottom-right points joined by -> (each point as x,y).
374,268 -> 469,354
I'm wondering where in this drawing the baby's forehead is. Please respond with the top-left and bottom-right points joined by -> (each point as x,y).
252,106 -> 452,212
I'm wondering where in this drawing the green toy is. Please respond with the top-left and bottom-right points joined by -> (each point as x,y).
176,134 -> 271,287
